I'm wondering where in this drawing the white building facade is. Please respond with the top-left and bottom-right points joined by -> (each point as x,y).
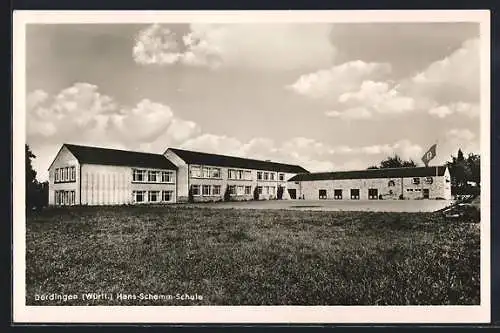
164,148 -> 309,202
48,144 -> 177,206
286,166 -> 452,201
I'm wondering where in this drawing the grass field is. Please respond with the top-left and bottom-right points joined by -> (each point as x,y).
26,205 -> 480,306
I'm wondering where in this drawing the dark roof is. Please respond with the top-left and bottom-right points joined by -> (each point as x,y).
288,166 -> 447,182
167,148 -> 309,174
62,144 -> 177,170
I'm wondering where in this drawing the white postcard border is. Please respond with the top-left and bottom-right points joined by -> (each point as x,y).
12,10 -> 491,324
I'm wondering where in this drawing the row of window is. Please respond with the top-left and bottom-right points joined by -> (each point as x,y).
54,166 -> 76,183
190,165 -> 286,181
257,171 -> 285,181
133,190 -> 174,203
191,184 -> 222,196
55,190 -> 76,205
191,184 -> 276,196
132,169 -> 174,183
228,169 -> 253,180
191,166 -> 222,179
388,177 -> 434,187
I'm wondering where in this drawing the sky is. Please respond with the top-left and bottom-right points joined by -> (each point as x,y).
25,22 -> 482,181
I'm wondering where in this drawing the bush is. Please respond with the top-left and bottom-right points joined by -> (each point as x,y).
277,186 -> 284,200
253,186 -> 260,201
188,186 -> 194,203
224,186 -> 231,202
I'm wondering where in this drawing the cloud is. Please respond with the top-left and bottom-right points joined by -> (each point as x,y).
133,23 -> 336,70
446,128 -> 476,142
132,24 -> 182,65
409,38 -> 480,104
27,83 -> 202,157
325,107 -> 372,120
287,60 -> 391,100
428,102 -> 480,119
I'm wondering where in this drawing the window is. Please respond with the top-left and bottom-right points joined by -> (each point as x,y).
257,186 -> 262,194
244,171 -> 252,180
191,185 -> 200,196
264,172 -> 269,180
407,189 -> 414,192
70,191 -> 75,205
334,189 -> 342,200
55,168 -> 59,182
202,185 -> 211,196
319,189 -> 327,199
228,169 -> 237,179
279,173 -> 285,181
149,191 -> 160,202
133,169 -> 145,182
133,191 -> 146,203
211,168 -> 221,179
264,186 -> 269,194
63,167 -> 68,181
212,185 -> 221,195
425,176 -> 433,184
162,190 -> 173,202
412,177 -> 420,185
257,172 -> 263,180
71,166 -> 76,181
191,166 -> 201,178
269,187 -> 275,195
238,170 -> 244,180
229,185 -> 236,195
368,188 -> 378,200
245,186 -> 252,195
415,188 -> 422,192
236,186 -> 243,195
148,171 -> 157,182
162,171 -> 173,183
388,180 -> 395,187
270,173 -> 275,181
350,189 -> 360,200
201,167 -> 210,178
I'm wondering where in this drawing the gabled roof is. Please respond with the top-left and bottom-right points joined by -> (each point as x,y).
167,148 -> 309,174
60,144 -> 177,170
288,166 -> 447,182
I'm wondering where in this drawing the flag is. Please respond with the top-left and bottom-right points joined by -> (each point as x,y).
421,143 -> 437,167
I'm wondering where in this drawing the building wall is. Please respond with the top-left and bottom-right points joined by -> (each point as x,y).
164,150 -> 189,201
164,150 -> 301,202
48,146 -> 80,205
80,164 -> 177,205
287,172 -> 451,200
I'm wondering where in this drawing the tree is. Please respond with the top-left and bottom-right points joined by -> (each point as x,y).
253,186 -> 260,201
224,185 -> 231,202
369,154 -> 417,169
26,145 -> 39,211
467,153 -> 480,185
446,149 -> 480,195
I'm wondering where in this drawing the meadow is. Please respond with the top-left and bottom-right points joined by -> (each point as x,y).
25,205 -> 480,306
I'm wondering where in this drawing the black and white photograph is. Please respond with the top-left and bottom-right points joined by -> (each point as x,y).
13,10 -> 490,323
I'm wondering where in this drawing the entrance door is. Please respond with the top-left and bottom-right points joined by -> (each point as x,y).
423,189 -> 429,199
319,189 -> 327,199
288,189 -> 297,199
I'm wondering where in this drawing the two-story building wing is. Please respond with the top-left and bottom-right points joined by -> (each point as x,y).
287,166 -> 452,201
164,148 -> 309,202
48,144 -> 178,206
